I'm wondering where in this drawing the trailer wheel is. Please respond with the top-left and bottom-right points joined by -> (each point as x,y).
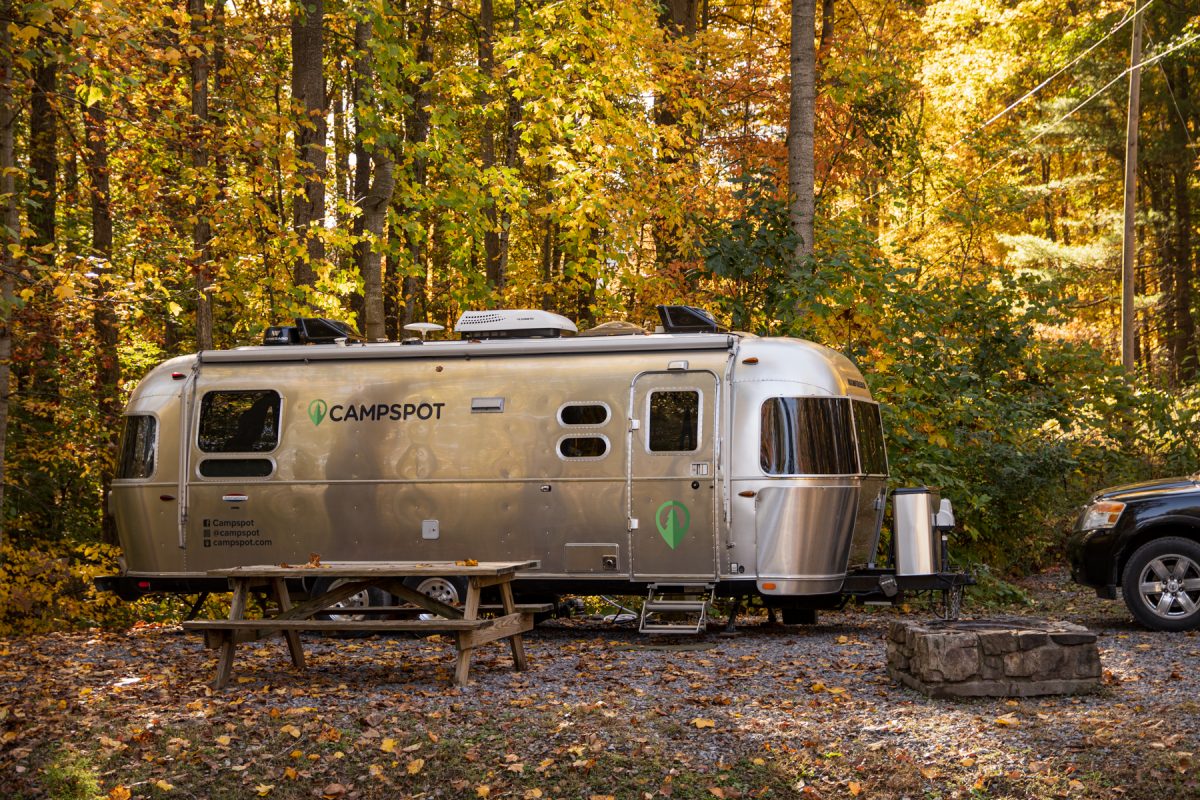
1121,537 -> 1200,631
781,608 -> 818,625
403,576 -> 467,608
311,578 -> 388,623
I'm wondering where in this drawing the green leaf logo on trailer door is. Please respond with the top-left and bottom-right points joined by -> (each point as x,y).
308,399 -> 329,426
656,501 -> 691,549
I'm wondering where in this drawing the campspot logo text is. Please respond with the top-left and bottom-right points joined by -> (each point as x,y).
308,398 -> 446,425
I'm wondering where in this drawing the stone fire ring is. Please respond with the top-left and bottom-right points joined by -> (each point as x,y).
886,618 -> 1102,699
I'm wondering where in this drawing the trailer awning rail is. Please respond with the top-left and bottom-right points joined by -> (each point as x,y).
200,333 -> 740,364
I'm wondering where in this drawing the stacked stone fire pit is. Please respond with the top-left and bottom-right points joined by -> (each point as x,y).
886,617 -> 1102,699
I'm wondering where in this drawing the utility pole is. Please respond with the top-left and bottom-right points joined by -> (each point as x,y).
1121,0 -> 1143,372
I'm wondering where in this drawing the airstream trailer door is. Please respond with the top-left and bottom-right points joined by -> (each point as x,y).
629,372 -> 719,580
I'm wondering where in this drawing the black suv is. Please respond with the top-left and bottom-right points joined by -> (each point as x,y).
1070,476 -> 1200,631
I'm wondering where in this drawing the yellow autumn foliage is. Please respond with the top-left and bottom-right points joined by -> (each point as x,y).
0,543 -> 144,634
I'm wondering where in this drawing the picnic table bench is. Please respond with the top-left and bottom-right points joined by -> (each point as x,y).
182,560 -> 543,688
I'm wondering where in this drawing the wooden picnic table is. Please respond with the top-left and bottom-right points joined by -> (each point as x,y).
182,560 -> 543,688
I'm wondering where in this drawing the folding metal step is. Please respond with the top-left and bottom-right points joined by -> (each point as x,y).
639,583 -> 714,634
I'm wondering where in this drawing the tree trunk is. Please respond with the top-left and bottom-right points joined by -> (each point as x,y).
85,99 -> 121,546
354,19 -> 395,342
291,0 -> 327,291
788,0 -> 816,265
398,1 -> 435,332
213,0 -> 227,192
1168,59 -> 1196,382
479,0 -> 503,290
819,0 -> 834,56
495,0 -> 523,287
651,0 -> 699,272
0,0 -> 18,548
350,25 -> 372,330
190,0 -> 214,350
29,42 -> 57,252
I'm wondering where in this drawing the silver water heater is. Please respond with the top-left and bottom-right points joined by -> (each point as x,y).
893,487 -> 954,576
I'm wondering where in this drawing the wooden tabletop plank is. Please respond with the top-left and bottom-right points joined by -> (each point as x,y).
182,618 -> 496,632
206,560 -> 540,578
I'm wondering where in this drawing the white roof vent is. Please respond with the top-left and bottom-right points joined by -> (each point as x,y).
454,309 -> 578,340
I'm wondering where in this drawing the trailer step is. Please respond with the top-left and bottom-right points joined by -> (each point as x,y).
639,583 -> 714,635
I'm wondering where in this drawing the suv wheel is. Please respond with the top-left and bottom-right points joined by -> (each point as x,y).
1121,537 -> 1200,631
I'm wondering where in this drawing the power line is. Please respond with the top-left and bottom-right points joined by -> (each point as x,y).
880,28 -> 1200,246
845,0 -> 1156,216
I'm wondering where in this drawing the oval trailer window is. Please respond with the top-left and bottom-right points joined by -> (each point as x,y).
559,403 -> 610,426
558,436 -> 609,460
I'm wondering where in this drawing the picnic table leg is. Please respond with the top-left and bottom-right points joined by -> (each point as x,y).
453,635 -> 473,686
499,581 -> 528,671
215,579 -> 248,689
452,578 -> 485,686
271,578 -> 306,669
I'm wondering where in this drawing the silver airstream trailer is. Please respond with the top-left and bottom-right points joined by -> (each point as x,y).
99,307 -> 962,629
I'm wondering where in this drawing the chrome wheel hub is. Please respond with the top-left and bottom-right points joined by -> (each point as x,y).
1138,555 -> 1200,619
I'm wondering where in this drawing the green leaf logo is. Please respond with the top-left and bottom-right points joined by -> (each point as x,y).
308,399 -> 328,426
656,501 -> 691,549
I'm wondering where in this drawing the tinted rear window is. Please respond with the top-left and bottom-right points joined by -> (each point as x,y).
852,400 -> 888,475
760,397 -> 858,475
117,415 -> 157,479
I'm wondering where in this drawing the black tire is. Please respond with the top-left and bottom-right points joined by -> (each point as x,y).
402,575 -> 468,608
310,578 -> 388,623
781,607 -> 818,625
1121,537 -> 1200,631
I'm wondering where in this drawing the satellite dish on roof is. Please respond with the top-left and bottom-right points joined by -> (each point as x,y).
402,322 -> 445,343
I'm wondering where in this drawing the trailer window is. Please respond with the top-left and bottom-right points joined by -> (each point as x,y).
760,397 -> 857,475
117,415 -> 156,479
558,436 -> 609,460
852,400 -> 888,476
648,390 -> 699,452
199,459 -> 274,478
198,390 -> 281,453
559,403 -> 610,426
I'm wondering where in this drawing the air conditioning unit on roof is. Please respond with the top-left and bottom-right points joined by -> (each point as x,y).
454,309 -> 578,340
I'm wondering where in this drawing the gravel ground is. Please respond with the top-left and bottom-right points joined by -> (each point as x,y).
2,570 -> 1198,799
